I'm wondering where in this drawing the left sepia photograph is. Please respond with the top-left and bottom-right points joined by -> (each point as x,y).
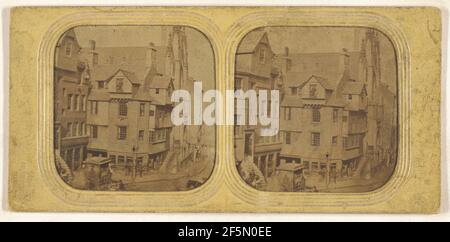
53,26 -> 216,192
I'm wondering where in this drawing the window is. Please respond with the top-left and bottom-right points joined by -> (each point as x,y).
80,95 -> 85,111
91,101 -> 98,114
109,155 -> 116,164
235,78 -> 242,90
303,160 -> 310,169
140,103 -> 145,116
91,125 -> 98,138
73,122 -> 78,136
311,132 -> 320,146
117,126 -> 127,140
74,148 -> 80,162
259,48 -> 266,63
66,149 -> 73,163
333,109 -> 338,122
65,41 -> 72,56
149,131 -> 155,143
343,137 -> 348,148
348,94 -> 353,100
285,132 -> 291,144
67,94 -> 72,110
342,116 -> 348,122
291,87 -> 298,95
309,84 -> 317,97
286,59 -> 292,71
149,109 -> 155,116
93,53 -> 99,65
116,78 -> 124,92
98,81 -> 105,89
67,122 -> 72,137
73,95 -> 79,111
119,102 -> 128,116
312,108 -> 321,122
332,136 -> 338,145
284,107 -> 292,120
117,156 -> 125,165
79,123 -> 83,136
138,130 -> 144,141
155,89 -> 160,94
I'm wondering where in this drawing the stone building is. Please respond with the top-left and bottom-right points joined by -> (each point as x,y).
54,29 -> 91,172
277,29 -> 394,178
278,49 -> 368,175
234,29 -> 283,179
85,26 -> 195,171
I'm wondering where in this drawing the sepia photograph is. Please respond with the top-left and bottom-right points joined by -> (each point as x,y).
5,4 -> 442,218
53,26 -> 216,191
234,27 -> 398,193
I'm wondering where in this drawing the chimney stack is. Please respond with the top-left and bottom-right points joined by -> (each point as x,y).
89,40 -> 96,51
342,48 -> 350,75
145,42 -> 157,74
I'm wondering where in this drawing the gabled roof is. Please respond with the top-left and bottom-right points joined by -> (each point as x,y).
88,90 -> 110,101
299,75 -> 334,90
341,81 -> 366,95
285,72 -> 312,88
237,30 -> 270,53
105,69 -> 141,85
281,96 -> 304,107
148,75 -> 173,89
89,45 -> 170,82
325,93 -> 346,107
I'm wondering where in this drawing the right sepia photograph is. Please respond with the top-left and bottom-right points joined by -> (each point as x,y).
234,27 -> 398,193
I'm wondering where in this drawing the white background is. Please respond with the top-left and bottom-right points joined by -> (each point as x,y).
0,0 -> 448,222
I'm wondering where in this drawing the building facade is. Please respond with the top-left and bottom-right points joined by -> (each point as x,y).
234,30 -> 283,180
279,63 -> 368,176
85,26 -> 195,172
54,29 -> 91,172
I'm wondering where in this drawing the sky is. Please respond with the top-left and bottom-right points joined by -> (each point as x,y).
263,27 -> 397,93
73,26 -> 215,90
71,26 -> 396,94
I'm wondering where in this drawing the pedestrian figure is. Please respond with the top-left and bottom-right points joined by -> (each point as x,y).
125,160 -> 132,176
85,166 -> 97,190
320,168 -> 326,181
118,180 -> 125,191
136,160 -> 143,177
331,168 -> 337,184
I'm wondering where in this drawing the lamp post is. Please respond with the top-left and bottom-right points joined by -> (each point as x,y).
132,145 -> 137,181
326,152 -> 330,188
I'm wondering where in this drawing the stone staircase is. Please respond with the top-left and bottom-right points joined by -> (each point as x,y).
55,149 -> 73,183
158,149 -> 179,174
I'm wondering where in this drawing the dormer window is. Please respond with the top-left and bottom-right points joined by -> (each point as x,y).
65,41 -> 72,56
286,59 -> 292,71
259,48 -> 266,64
291,87 -> 298,96
309,84 -> 317,97
93,53 -> 99,65
116,78 -> 124,92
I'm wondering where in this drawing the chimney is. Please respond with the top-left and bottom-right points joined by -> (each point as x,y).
161,26 -> 168,46
145,42 -> 157,73
89,40 -> 96,51
342,48 -> 350,75
284,47 -> 289,56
